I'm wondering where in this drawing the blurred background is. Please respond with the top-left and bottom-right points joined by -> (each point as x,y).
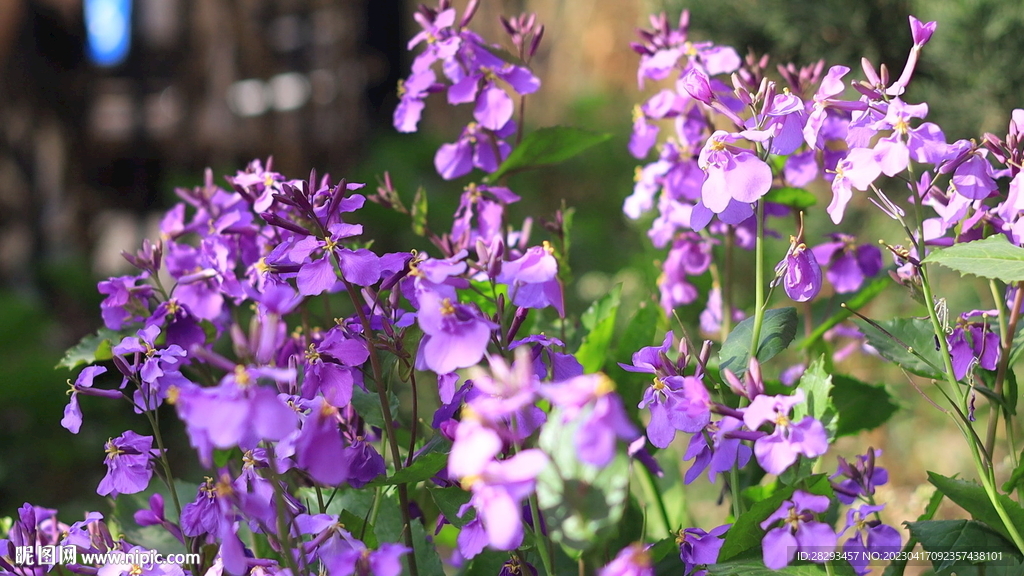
1,0 -> 1023,547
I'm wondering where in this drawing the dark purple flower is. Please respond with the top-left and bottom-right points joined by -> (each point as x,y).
948,317 -> 1000,380
682,416 -> 752,484
98,274 -> 153,330
499,556 -> 537,576
743,390 -> 828,475
811,234 -> 883,293
96,431 -> 161,498
841,504 -> 902,576
678,524 -> 729,576
434,120 -> 516,180
831,449 -> 888,505
760,490 -> 836,570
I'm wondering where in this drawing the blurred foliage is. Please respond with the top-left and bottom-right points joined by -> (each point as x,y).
669,0 -> 1024,139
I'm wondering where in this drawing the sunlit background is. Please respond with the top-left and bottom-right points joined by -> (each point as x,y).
2,1 -> 1023,564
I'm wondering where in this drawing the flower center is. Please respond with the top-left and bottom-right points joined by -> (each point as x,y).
129,564 -> 143,576
235,365 -> 252,387
440,298 -> 457,316
305,343 -> 321,363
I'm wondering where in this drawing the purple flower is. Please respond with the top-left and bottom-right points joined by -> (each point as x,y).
450,183 -> 520,248
394,68 -> 439,133
416,290 -> 497,374
828,148 -> 881,224
446,44 -> 539,130
697,131 -> 773,213
98,274 -> 153,330
598,544 -> 653,576
811,234 -> 883,294
328,541 -> 410,576
542,374 -> 641,467
831,449 -> 888,505
448,413 -> 548,550
289,228 -> 381,295
682,416 -> 752,484
497,243 -> 564,317
638,375 -> 711,448
778,239 -> 822,303
760,490 -> 836,570
841,505 -> 902,576
910,15 -> 937,46
678,524 -> 729,576
499,556 -> 537,576
97,546 -> 185,576
96,431 -> 161,498
948,316 -> 1000,381
434,120 -> 516,180
62,366 -> 120,434
743,390 -> 828,475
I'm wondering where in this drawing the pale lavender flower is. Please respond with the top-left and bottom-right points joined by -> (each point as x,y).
760,491 -> 836,570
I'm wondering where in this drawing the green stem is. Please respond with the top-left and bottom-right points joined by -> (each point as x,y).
987,282 -> 1023,457
637,461 -> 674,536
723,227 -> 735,340
527,494 -> 555,576
919,260 -> 1024,554
342,280 -> 419,576
749,201 -> 767,357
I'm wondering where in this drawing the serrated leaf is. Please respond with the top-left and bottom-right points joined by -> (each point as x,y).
719,308 -> 798,376
922,234 -> 1024,283
575,285 -> 622,373
798,276 -> 889,350
856,317 -> 945,379
57,328 -> 121,370
831,375 -> 900,437
793,355 -> 834,425
486,127 -> 612,181
906,519 -> 1022,573
764,186 -> 817,209
927,472 -> 1024,544
719,474 -> 832,561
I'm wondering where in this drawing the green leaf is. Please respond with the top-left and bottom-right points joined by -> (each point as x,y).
339,510 -> 377,548
486,127 -> 612,181
719,474 -> 832,561
763,186 -> 817,209
922,234 -> 1024,283
575,285 -> 622,373
57,328 -> 121,370
409,520 -> 446,576
831,375 -> 900,437
536,407 -> 630,552
927,472 -> 1024,544
611,303 -> 662,415
411,186 -> 428,236
427,486 -> 473,528
719,308 -> 798,376
1002,450 -> 1024,494
856,317 -> 945,379
350,387 -> 400,430
793,355 -> 834,424
798,276 -> 889,350
906,519 -> 1023,573
366,451 -> 448,487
